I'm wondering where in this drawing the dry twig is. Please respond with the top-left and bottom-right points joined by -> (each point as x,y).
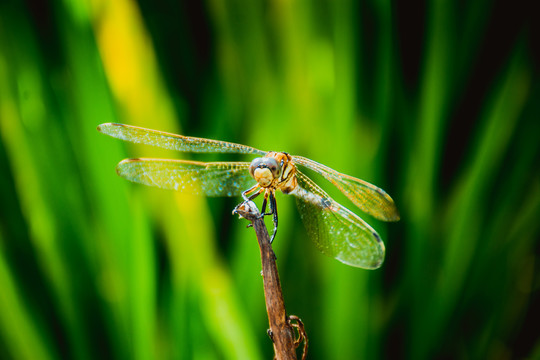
233,201 -> 305,360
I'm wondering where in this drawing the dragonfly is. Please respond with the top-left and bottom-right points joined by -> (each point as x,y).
97,123 -> 399,269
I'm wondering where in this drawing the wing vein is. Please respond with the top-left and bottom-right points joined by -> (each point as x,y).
98,123 -> 267,155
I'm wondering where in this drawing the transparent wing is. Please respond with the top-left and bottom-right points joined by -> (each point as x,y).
98,123 -> 267,155
116,158 -> 254,197
292,156 -> 400,222
290,171 -> 385,269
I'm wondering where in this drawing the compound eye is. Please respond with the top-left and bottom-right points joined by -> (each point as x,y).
263,158 -> 280,177
249,158 -> 264,177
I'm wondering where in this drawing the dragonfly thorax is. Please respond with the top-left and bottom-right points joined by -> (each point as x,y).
249,152 -> 297,192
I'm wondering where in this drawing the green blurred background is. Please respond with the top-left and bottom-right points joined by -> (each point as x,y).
1,0 -> 539,359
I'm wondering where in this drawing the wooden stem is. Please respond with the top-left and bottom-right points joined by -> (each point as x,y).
233,201 -> 297,360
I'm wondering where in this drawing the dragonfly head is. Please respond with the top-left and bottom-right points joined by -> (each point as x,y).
249,157 -> 281,187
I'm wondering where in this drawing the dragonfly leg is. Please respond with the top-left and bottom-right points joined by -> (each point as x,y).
268,191 -> 278,243
267,329 -> 274,342
236,186 -> 263,228
258,190 -> 274,217
261,192 -> 268,214
242,184 -> 262,201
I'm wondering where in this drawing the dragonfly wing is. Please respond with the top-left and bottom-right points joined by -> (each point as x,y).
290,171 -> 385,269
116,158 -> 254,197
292,156 -> 399,222
98,123 -> 267,155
